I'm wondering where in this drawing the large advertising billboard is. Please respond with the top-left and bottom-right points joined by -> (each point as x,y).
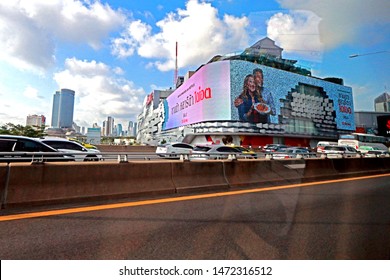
229,60 -> 355,136
162,61 -> 231,130
162,59 -> 355,136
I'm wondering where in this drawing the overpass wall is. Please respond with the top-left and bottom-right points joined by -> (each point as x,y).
1,158 -> 390,209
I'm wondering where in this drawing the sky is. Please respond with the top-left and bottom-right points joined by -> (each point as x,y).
0,0 -> 389,130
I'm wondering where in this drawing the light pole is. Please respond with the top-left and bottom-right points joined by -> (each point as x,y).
349,51 -> 389,58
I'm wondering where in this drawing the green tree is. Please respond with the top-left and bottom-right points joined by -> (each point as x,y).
0,123 -> 46,137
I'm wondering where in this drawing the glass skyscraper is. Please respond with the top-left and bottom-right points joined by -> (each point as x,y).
51,89 -> 75,128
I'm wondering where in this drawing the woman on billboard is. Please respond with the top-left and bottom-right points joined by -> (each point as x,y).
235,69 -> 275,123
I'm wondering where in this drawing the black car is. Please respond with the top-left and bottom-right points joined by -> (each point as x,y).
0,135 -> 74,163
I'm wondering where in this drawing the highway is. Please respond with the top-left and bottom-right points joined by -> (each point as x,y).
0,174 -> 389,259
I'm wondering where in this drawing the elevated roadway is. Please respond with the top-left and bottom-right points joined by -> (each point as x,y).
0,174 -> 389,259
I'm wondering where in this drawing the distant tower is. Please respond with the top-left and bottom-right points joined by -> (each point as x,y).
51,89 -> 75,128
103,116 -> 115,136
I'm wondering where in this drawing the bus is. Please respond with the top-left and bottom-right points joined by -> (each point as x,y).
338,133 -> 388,151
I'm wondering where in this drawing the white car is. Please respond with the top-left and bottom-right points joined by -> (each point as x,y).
272,147 -> 313,159
316,141 -> 338,153
37,137 -> 103,161
155,143 -> 194,158
321,145 -> 360,159
189,145 -> 241,160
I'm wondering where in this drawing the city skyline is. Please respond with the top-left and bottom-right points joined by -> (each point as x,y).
0,0 -> 389,128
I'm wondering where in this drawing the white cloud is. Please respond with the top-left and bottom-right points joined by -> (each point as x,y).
267,11 -> 323,61
277,0 -> 390,49
111,0 -> 249,71
23,86 -> 42,99
0,94 -> 50,126
0,0 -> 125,71
53,58 -> 144,127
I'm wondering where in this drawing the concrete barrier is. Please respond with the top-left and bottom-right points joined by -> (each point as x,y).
269,159 -> 305,184
171,161 -> 229,193
224,159 -> 306,188
224,159 -> 282,188
303,158 -> 339,181
2,158 -> 390,210
4,161 -> 175,208
332,157 -> 387,177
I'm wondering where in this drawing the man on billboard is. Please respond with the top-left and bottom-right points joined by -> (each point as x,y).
234,68 -> 275,123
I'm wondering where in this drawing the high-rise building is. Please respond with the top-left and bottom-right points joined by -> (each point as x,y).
26,114 -> 46,128
51,88 -> 75,128
374,92 -> 390,112
102,116 -> 114,136
128,121 -> 137,137
116,124 -> 123,136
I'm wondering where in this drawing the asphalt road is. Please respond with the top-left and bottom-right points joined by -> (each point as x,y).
0,174 -> 389,260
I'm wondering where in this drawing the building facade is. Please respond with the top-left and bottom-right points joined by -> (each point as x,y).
137,38 -> 355,148
86,127 -> 102,144
51,89 -> 75,128
26,114 -> 46,128
354,111 -> 390,135
102,116 -> 115,136
374,92 -> 390,112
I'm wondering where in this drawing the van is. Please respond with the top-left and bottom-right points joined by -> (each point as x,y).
316,141 -> 338,153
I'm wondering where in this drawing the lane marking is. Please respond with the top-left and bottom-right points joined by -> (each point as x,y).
1,173 -> 390,222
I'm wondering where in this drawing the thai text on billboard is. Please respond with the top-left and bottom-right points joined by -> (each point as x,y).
162,61 -> 231,130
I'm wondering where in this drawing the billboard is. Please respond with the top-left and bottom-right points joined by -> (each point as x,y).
162,61 -> 231,130
162,59 -> 355,136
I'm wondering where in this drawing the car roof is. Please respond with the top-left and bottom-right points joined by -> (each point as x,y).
0,134 -> 38,139
0,134 -> 59,151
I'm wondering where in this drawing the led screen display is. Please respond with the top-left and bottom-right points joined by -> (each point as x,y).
162,61 -> 231,130
230,60 -> 355,136
162,59 -> 355,137
377,115 -> 390,137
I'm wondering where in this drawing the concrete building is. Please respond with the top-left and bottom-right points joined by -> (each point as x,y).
26,114 -> 46,129
136,37 -> 355,148
374,92 -> 390,112
51,89 -> 75,128
86,127 -> 101,144
354,111 -> 390,135
102,116 -> 114,136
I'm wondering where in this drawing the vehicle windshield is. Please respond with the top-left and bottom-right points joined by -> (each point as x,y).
193,146 -> 211,152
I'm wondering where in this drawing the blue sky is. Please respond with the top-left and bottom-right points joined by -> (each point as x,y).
0,0 -> 389,129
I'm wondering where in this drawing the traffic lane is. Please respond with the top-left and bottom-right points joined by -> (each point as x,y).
0,175 -> 389,260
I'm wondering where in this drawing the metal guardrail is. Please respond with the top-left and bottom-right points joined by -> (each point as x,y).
1,151 -> 389,164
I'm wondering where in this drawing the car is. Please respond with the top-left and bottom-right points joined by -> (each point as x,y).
155,142 -> 194,158
316,141 -> 338,153
272,147 -> 313,159
262,144 -> 288,153
189,145 -> 241,160
68,138 -> 98,150
227,145 -> 257,158
358,145 -> 389,156
0,135 -> 74,162
360,148 -> 389,158
321,145 -> 360,158
37,137 -> 103,161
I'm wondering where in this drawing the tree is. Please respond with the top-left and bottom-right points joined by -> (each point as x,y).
0,123 -> 46,137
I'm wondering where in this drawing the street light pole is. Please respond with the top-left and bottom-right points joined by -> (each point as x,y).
349,51 -> 389,58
